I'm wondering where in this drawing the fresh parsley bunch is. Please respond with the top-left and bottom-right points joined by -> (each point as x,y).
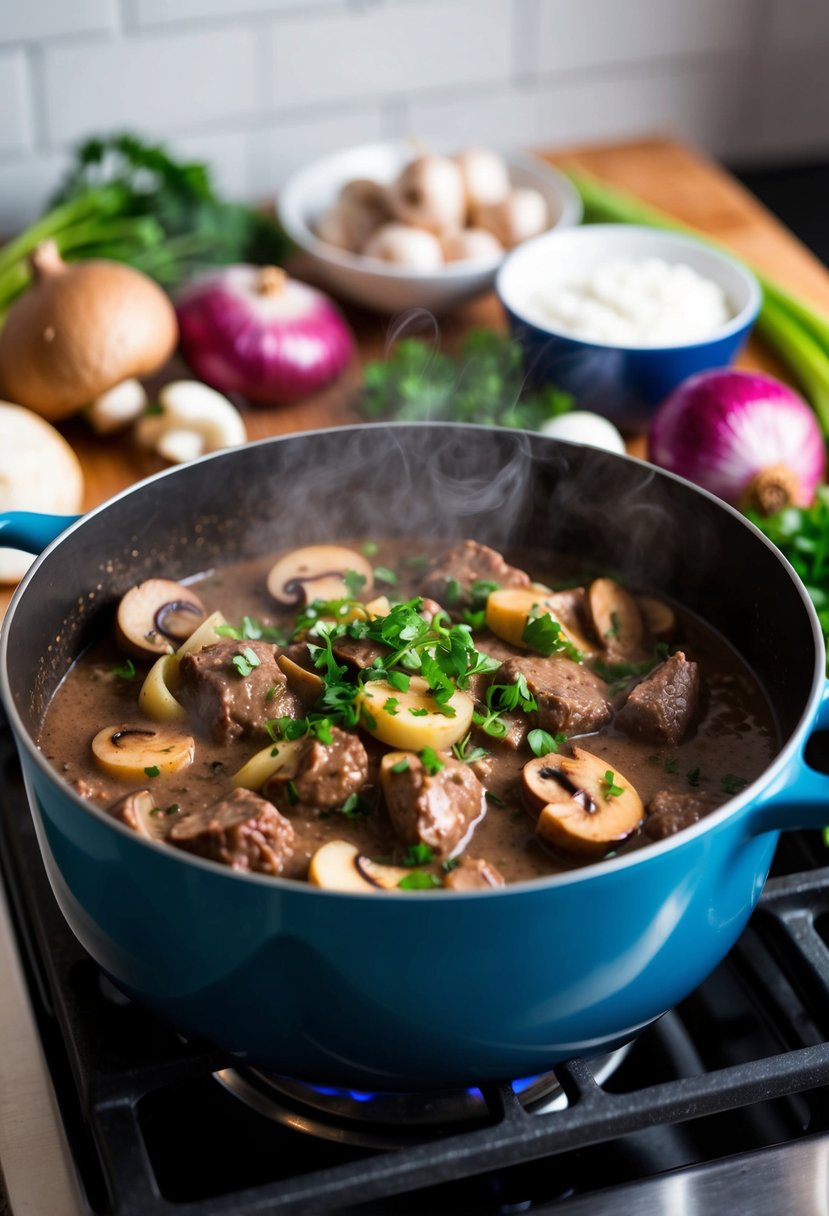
360,329 -> 572,430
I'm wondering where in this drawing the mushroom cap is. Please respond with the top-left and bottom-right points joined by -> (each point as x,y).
0,244 -> 178,421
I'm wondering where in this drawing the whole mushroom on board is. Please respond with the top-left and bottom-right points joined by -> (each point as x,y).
0,241 -> 177,421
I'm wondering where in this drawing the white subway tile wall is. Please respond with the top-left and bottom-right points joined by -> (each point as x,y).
0,0 -> 827,230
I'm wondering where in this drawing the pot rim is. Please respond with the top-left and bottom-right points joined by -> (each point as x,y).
2,421 -> 823,898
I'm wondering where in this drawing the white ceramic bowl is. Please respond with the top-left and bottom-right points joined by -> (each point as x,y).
278,141 -> 583,314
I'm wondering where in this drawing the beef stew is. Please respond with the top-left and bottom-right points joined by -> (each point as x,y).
39,538 -> 777,890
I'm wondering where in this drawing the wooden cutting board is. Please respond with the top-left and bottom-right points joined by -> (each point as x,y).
4,134 -> 829,617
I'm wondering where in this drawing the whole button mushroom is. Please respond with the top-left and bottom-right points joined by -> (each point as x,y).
455,148 -> 511,210
386,154 -> 466,234
362,223 -> 444,269
474,188 -> 548,249
0,241 -> 177,422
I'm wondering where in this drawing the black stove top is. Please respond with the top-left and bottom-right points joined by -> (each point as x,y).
3,726 -> 829,1215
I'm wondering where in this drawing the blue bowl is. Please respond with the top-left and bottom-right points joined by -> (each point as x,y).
496,224 -> 761,430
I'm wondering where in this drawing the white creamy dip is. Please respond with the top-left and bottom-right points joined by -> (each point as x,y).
531,257 -> 731,347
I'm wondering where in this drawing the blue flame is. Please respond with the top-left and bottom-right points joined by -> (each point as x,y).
302,1074 -> 544,1104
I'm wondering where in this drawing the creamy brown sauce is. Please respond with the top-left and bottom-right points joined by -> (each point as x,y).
38,540 -> 778,886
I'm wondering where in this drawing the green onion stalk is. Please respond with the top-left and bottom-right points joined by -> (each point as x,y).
566,167 -> 829,437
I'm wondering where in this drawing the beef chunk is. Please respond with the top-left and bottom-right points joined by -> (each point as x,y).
645,789 -> 716,840
109,788 -> 156,836
332,635 -> 387,672
616,652 -> 700,746
168,788 -> 295,875
383,755 -> 486,859
497,655 -> 612,736
421,540 -> 529,613
443,856 -> 505,891
264,726 -> 369,814
178,639 -> 300,745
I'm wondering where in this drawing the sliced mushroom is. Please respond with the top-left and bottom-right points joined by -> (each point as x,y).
175,610 -> 229,657
108,788 -> 157,838
531,747 -> 644,857
587,578 -> 646,660
231,737 -> 305,791
636,594 -> 677,640
91,723 -> 195,781
357,676 -> 473,751
267,545 -> 374,608
308,840 -> 408,893
116,578 -> 207,661
276,655 -> 325,707
443,856 -> 505,891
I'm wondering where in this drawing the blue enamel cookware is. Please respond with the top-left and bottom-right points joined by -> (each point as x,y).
1,423 -> 826,1090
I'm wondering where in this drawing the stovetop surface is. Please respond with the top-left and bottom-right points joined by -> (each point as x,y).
3,725 -> 829,1216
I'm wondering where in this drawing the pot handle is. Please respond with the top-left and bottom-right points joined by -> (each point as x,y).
0,511 -> 80,554
747,680 -> 829,836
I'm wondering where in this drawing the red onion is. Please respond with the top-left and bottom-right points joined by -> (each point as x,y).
649,369 -> 826,514
176,266 -> 354,405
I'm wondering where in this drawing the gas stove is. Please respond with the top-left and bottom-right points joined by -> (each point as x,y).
2,722 -> 829,1215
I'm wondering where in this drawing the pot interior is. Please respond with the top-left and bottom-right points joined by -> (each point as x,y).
3,424 -> 815,755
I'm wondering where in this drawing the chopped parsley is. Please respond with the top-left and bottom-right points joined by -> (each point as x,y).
286,780 -> 299,805
232,646 -> 262,677
721,773 -> 747,795
443,577 -> 461,604
383,697 -> 400,716
344,569 -> 367,598
474,674 -> 537,738
218,616 -> 286,645
441,857 -> 461,872
112,658 -> 136,681
361,541 -> 379,558
373,566 -> 398,586
605,611 -> 621,640
149,803 -> 180,818
602,770 -> 625,799
144,765 -> 160,778
522,607 -> 583,661
664,757 -> 679,774
528,728 -> 566,758
686,767 -> 701,788
390,757 -> 410,774
420,747 -> 445,775
409,707 -> 429,717
398,870 -> 442,890
452,732 -> 490,764
403,842 -> 435,866
486,790 -> 506,807
337,793 -> 369,820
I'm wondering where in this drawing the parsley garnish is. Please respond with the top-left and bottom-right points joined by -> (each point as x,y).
605,611 -> 621,640
522,607 -> 583,661
344,569 -> 367,598
361,541 -> 379,557
232,646 -> 261,677
404,843 -> 435,866
473,674 -> 537,737
409,707 -> 429,717
486,790 -> 506,807
664,757 -> 678,774
338,793 -> 369,820
452,732 -> 490,764
420,747 -> 444,775
528,728 -> 566,758
721,773 -> 747,795
218,617 -> 286,645
383,696 -> 400,716
390,757 -> 410,774
286,780 -> 299,805
144,765 -> 160,778
373,566 -> 398,586
686,767 -> 701,788
602,770 -> 625,799
112,658 -> 136,681
441,857 -> 461,872
398,870 -> 442,890
443,576 -> 461,604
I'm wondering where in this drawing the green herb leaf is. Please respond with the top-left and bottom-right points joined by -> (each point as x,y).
144,765 -> 160,778
390,757 -> 410,774
373,566 -> 398,586
452,732 -> 490,764
338,792 -> 369,820
344,569 -> 367,598
404,842 -> 435,866
664,757 -> 679,774
441,857 -> 461,872
112,658 -> 136,681
383,696 -> 400,716
686,766 -> 701,788
601,770 -> 625,799
419,747 -> 445,775
409,707 -> 429,717
721,773 -> 747,795
522,608 -> 583,661
361,541 -> 379,558
398,870 -> 442,890
528,728 -> 566,758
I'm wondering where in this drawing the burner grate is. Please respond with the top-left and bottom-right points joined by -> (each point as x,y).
2,725 -> 829,1215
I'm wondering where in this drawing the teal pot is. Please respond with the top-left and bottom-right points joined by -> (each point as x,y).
1,424 -> 826,1089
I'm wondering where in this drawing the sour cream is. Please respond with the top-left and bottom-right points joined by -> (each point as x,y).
531,257 -> 731,347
